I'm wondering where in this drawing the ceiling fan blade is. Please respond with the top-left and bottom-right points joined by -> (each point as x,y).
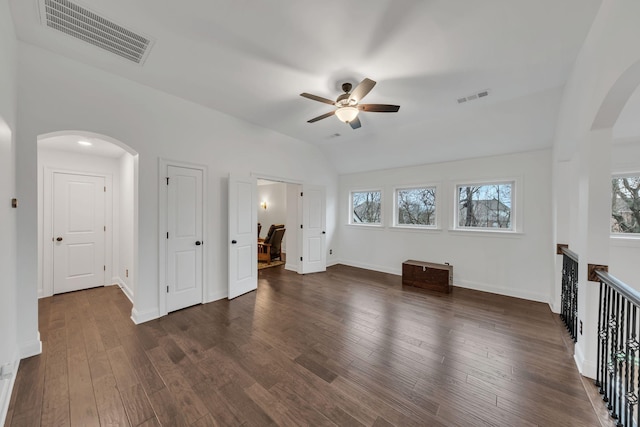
300,93 -> 336,105
307,110 -> 335,123
349,117 -> 362,129
349,78 -> 376,103
358,104 -> 400,113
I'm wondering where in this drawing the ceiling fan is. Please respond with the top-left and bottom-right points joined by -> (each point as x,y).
300,78 -> 400,129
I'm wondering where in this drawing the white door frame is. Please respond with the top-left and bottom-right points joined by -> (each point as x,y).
158,158 -> 208,316
42,167 -> 113,297
252,173 -> 306,274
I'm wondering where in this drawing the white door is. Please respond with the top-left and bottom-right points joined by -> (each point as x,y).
228,173 -> 257,299
53,173 -> 105,293
301,185 -> 326,274
166,166 -> 204,312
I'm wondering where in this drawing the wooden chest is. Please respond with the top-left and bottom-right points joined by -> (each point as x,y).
402,260 -> 453,293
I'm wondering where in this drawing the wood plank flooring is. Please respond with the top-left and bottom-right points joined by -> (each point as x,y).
5,264 -> 605,426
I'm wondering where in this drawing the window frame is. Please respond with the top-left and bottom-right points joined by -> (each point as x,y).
453,179 -> 517,233
610,173 -> 640,237
392,184 -> 439,230
349,189 -> 383,226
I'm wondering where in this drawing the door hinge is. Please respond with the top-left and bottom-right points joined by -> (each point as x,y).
300,192 -> 303,197
300,224 -> 303,229
166,177 -> 170,185
103,265 -> 106,271
167,286 -> 169,293
300,256 -> 303,261
104,226 -> 106,232
167,232 -> 169,239
104,186 -> 106,192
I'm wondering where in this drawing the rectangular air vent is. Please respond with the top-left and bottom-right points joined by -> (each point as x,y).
39,0 -> 153,65
457,89 -> 491,104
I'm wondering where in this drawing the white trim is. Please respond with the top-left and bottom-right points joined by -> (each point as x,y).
0,357 -> 20,426
446,229 -> 525,238
337,260 -> 548,303
392,183 -> 440,228
19,333 -> 42,359
349,189 -> 383,226
610,235 -> 640,247
158,158 -> 208,317
113,276 -> 133,303
454,278 -> 548,304
205,291 -> 227,304
131,307 -> 161,324
451,176 -> 523,233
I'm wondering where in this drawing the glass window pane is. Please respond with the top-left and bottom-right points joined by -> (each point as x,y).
351,191 -> 381,224
457,183 -> 512,229
611,176 -> 640,234
396,187 -> 436,226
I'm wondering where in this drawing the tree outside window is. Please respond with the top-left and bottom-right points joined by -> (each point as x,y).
457,183 -> 512,229
351,191 -> 381,224
611,176 -> 640,234
396,187 -> 436,227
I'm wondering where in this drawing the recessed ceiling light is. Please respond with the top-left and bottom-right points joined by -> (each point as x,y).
78,140 -> 92,146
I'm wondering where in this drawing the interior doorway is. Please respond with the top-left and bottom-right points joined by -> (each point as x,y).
256,178 -> 301,272
38,132 -> 138,301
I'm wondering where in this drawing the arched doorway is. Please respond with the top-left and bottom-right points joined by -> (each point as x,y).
37,131 -> 139,302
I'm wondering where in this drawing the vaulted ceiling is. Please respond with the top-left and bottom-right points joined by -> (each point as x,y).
10,0 -> 605,173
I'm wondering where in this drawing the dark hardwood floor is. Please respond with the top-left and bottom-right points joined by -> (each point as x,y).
5,264 -> 604,426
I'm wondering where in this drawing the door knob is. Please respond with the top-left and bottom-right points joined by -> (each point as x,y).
231,240 -> 237,244
195,241 -> 202,246
56,237 -> 63,242
322,231 -> 326,234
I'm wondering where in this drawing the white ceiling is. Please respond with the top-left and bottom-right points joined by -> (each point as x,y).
10,0 -> 605,172
38,134 -> 128,158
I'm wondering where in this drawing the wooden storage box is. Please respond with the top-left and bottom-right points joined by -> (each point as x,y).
402,260 -> 453,293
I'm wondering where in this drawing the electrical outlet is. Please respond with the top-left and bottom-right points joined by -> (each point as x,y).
329,249 -> 332,255
0,363 -> 13,379
580,320 -> 583,335
126,269 -> 129,278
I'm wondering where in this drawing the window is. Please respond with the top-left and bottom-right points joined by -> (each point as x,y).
350,190 -> 382,225
395,186 -> 437,227
456,182 -> 513,230
611,175 -> 640,234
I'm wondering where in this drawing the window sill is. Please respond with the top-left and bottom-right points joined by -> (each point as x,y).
390,226 -> 442,233
448,228 -> 524,238
345,223 -> 384,229
610,235 -> 640,248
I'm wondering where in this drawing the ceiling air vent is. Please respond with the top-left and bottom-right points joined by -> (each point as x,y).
457,89 -> 490,104
39,0 -> 154,65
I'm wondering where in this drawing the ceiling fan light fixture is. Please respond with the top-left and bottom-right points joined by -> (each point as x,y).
335,106 -> 359,123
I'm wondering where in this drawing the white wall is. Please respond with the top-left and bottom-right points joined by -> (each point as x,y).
610,139 -> 640,289
551,0 -> 640,379
119,153 -> 136,300
37,147 -> 132,297
0,0 -> 19,423
338,149 -> 554,303
16,43 -> 338,328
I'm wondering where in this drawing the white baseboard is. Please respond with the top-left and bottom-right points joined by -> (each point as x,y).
205,291 -> 227,304
326,259 -> 340,268
454,278 -> 549,304
0,357 -> 20,426
131,307 -> 160,325
337,259 -> 550,304
284,263 -> 298,273
18,333 -> 42,359
338,259 -> 402,276
112,276 -> 133,303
